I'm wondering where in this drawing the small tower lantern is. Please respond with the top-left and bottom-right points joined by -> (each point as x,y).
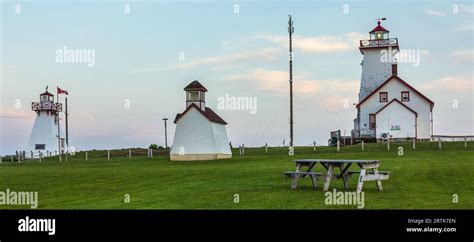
184,80 -> 207,111
32,87 -> 62,117
370,18 -> 389,40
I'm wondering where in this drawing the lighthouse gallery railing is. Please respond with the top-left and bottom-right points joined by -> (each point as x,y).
360,38 -> 398,48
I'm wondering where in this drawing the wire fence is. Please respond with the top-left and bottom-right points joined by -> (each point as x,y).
0,148 -> 170,164
1,138 -> 472,164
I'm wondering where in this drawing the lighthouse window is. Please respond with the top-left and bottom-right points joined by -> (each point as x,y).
35,144 -> 45,150
379,92 -> 388,102
401,91 -> 410,102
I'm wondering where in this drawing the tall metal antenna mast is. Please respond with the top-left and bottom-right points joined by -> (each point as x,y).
288,15 -> 294,147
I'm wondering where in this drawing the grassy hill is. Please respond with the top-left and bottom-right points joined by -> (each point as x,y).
0,141 -> 473,209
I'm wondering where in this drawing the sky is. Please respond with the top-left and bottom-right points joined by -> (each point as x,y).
0,0 -> 473,154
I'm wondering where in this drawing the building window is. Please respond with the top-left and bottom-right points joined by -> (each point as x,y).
35,144 -> 45,150
379,92 -> 388,102
401,91 -> 410,102
392,64 -> 398,75
369,114 -> 376,130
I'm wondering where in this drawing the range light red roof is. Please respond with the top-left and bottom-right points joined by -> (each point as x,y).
174,103 -> 227,125
370,21 -> 389,33
375,98 -> 418,117
356,75 -> 434,108
184,80 -> 208,92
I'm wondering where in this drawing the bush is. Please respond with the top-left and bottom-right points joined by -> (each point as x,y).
149,144 -> 158,150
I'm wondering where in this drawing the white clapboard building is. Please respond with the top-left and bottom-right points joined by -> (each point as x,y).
27,88 -> 66,156
353,20 -> 434,141
170,80 -> 232,161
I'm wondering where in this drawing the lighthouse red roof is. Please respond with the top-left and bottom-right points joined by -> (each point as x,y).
370,21 -> 389,33
184,80 -> 208,92
40,91 -> 54,96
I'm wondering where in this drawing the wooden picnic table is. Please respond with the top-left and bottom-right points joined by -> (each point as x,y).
285,159 -> 389,193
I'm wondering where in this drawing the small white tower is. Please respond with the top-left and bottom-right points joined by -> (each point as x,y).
170,80 -> 232,161
27,87 -> 64,156
358,18 -> 399,100
184,80 -> 207,111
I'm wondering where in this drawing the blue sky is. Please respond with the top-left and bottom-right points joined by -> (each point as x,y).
1,1 -> 473,154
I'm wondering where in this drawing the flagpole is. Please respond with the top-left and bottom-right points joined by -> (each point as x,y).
57,90 -> 61,154
65,97 -> 68,147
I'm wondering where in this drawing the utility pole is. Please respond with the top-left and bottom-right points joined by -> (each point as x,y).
288,15 -> 294,147
163,118 -> 168,149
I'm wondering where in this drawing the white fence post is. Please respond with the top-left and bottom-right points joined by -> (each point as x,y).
361,140 -> 364,152
0,155 -> 2,164
438,138 -> 442,149
39,151 -> 42,163
242,144 -> 245,155
86,151 -> 88,161
387,139 -> 390,151
59,154 -> 62,162
313,141 -> 316,152
336,140 -> 340,152
413,139 -> 416,150
465,137 -> 467,148
129,148 -> 132,159
11,156 -> 14,163
150,149 -> 153,158
107,150 -> 110,160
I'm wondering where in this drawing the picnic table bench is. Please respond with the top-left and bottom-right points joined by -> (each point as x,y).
284,159 -> 389,192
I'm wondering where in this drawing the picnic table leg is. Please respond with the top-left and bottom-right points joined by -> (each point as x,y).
323,164 -> 334,192
342,172 -> 349,190
310,174 -> 318,188
356,168 -> 366,193
291,163 -> 302,189
373,168 -> 383,191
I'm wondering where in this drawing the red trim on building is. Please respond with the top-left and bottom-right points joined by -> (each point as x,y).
174,103 -> 227,125
374,98 -> 418,117
356,75 -> 434,108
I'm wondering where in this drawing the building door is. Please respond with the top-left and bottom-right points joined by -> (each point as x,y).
369,114 -> 376,130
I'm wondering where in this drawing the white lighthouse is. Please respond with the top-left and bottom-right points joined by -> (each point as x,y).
27,87 -> 65,156
353,19 -> 434,141
358,19 -> 399,100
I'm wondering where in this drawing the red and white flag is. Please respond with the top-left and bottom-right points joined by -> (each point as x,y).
57,87 -> 69,95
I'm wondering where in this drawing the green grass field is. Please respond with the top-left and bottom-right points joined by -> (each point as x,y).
0,141 -> 473,209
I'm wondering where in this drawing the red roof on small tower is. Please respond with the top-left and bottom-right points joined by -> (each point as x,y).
184,80 -> 208,92
174,103 -> 227,125
40,91 -> 54,96
370,21 -> 389,33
